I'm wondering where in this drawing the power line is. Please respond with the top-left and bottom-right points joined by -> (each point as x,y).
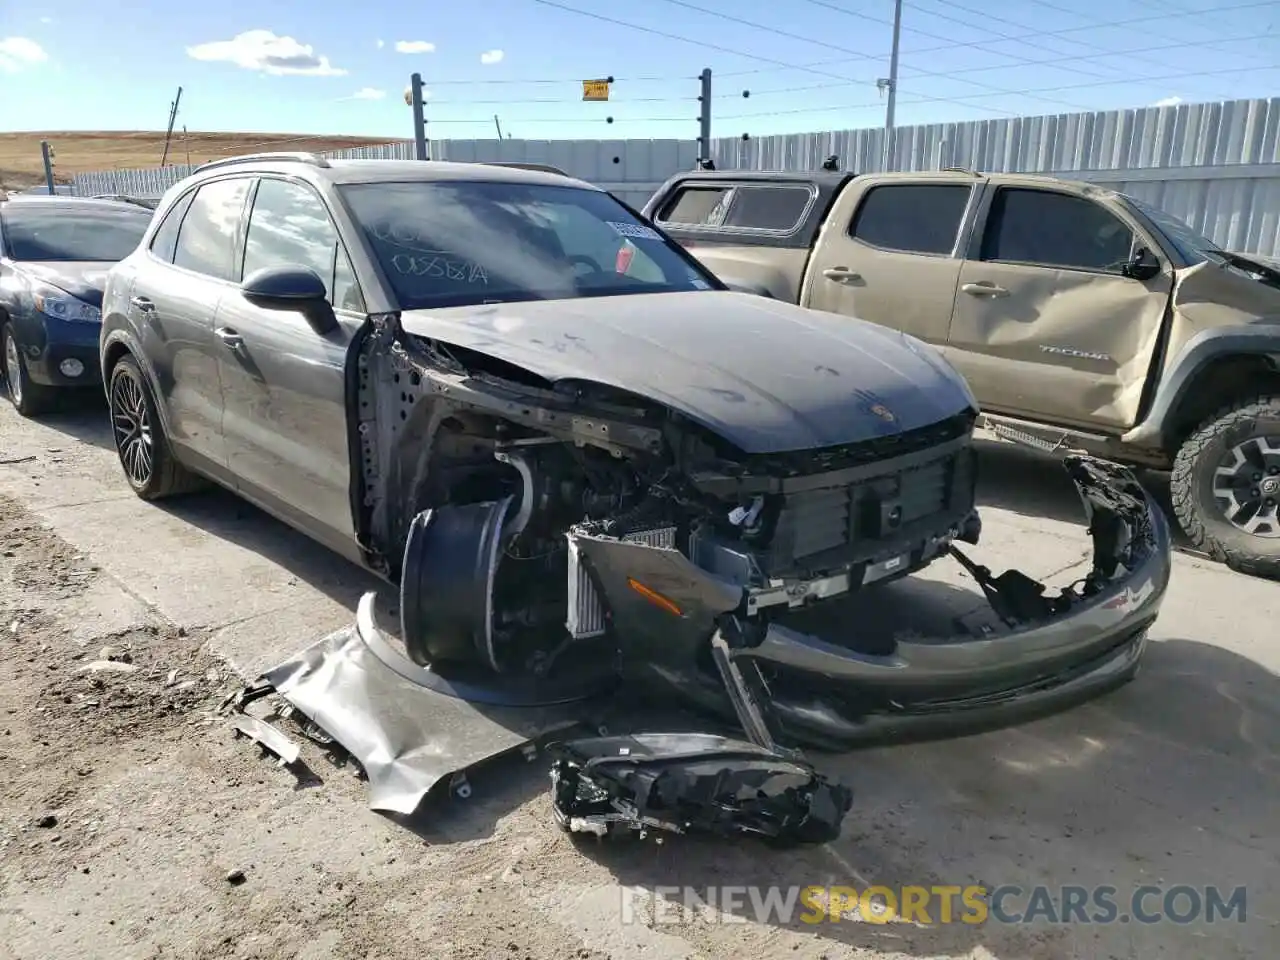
902,0 -> 1243,100
419,30 -> 1263,107
641,0 -> 1096,112
528,0 -> 1020,116
716,61 -> 1276,122
718,0 -> 1277,76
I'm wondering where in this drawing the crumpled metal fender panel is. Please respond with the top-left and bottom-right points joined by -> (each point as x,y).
260,594 -> 608,814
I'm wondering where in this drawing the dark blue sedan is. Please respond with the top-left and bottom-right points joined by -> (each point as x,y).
1,195 -> 153,416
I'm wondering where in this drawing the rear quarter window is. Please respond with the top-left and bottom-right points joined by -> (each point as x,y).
657,183 -> 814,233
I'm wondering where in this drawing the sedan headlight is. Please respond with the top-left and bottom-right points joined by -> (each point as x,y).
32,283 -> 101,324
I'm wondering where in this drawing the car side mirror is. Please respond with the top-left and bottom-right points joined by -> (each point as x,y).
240,265 -> 338,335
1123,246 -> 1161,282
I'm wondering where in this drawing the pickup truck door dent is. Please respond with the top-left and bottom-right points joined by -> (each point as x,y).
946,183 -> 1172,433
800,175 -> 979,347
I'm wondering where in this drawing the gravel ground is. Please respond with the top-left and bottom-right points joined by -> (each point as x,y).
1,396 -> 1277,960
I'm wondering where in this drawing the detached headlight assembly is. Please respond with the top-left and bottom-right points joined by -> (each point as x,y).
32,283 -> 101,323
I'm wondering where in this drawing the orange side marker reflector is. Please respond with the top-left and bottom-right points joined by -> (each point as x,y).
626,577 -> 683,617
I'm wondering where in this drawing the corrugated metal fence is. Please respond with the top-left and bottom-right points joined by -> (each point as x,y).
73,97 -> 1280,256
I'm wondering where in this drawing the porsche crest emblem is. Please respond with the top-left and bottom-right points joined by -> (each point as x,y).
869,403 -> 896,423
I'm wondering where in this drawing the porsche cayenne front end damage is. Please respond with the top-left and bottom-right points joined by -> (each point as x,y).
238,319 -> 1172,835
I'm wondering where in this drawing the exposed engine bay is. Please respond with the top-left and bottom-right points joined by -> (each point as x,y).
354,318 -> 982,682
224,314 -> 1172,836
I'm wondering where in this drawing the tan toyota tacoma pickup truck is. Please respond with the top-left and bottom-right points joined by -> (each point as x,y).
644,168 -> 1280,578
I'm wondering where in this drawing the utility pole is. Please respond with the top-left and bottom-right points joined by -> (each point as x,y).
183,126 -> 191,167
40,140 -> 55,194
409,73 -> 428,160
697,68 -> 712,169
493,114 -> 504,139
880,0 -> 903,172
161,86 -> 183,166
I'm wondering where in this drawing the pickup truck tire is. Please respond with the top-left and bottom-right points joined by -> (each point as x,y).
1170,395 -> 1280,579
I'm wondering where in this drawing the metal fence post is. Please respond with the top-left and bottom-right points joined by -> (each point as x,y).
41,141 -> 56,194
409,73 -> 428,160
697,68 -> 712,169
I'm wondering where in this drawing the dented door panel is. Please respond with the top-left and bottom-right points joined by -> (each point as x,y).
946,185 -> 1172,433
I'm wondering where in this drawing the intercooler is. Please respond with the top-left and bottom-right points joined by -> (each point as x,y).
566,526 -> 676,639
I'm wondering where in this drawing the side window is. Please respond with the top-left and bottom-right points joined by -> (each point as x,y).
242,178 -> 363,309
981,188 -> 1134,273
722,185 -> 811,231
332,246 -> 365,313
850,183 -> 972,255
659,186 -> 732,226
173,178 -> 252,280
148,190 -> 197,263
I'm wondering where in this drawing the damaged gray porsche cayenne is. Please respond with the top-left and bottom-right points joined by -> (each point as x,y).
99,154 -> 1172,832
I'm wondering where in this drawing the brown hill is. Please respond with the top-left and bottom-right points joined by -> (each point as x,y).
0,131 -> 396,190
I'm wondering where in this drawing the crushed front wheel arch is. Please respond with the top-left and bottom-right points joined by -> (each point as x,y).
1171,393 -> 1280,580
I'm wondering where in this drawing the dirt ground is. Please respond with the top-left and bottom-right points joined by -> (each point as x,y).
1,397 -> 1277,960
0,131 -> 394,189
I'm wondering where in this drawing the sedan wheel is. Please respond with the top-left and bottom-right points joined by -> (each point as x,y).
1,323 -> 53,417
106,355 -> 203,500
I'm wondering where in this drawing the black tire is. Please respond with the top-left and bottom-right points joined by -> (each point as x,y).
1,320 -> 56,417
1171,394 -> 1280,580
107,354 -> 203,499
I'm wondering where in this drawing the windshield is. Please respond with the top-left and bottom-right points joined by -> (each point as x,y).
1122,195 -> 1223,264
338,179 -> 721,309
1,204 -> 152,262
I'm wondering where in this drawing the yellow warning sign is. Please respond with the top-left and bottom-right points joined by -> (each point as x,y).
582,79 -> 611,102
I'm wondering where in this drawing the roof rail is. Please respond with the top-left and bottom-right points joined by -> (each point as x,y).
194,151 -> 332,174
941,166 -> 982,177
482,161 -> 569,176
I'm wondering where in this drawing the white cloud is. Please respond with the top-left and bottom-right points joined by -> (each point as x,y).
343,87 -> 386,101
187,29 -> 346,77
479,48 -> 504,65
0,37 -> 48,73
1152,96 -> 1183,108
375,39 -> 385,49
39,17 -> 53,24
395,40 -> 435,54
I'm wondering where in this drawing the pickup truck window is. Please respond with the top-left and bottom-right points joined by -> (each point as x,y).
657,183 -> 812,232
849,183 -> 971,256
980,188 -> 1133,274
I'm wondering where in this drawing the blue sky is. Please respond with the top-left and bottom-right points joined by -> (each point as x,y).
1,0 -> 1277,141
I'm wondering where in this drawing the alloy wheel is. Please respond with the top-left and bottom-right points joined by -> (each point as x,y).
3,329 -> 22,407
110,370 -> 154,487
1213,436 -> 1280,538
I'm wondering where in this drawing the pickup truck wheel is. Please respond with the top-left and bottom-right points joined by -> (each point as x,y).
1171,395 -> 1280,579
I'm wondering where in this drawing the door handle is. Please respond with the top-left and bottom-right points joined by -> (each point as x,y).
961,282 -> 1009,297
130,296 -> 155,313
214,327 -> 244,349
822,266 -> 863,283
